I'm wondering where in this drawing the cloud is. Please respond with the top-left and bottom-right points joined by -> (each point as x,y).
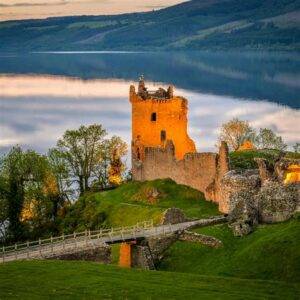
0,1 -> 68,7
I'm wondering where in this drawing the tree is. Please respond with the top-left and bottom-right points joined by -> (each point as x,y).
255,128 -> 287,150
293,143 -> 300,153
48,148 -> 73,217
219,118 -> 256,151
0,147 -> 49,240
0,175 -> 8,241
92,136 -> 128,189
55,124 -> 107,195
107,136 -> 128,186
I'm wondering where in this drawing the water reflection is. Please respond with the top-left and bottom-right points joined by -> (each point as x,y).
0,51 -> 299,108
0,74 -> 299,155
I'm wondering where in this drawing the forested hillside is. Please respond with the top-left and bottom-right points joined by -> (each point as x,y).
0,0 -> 299,51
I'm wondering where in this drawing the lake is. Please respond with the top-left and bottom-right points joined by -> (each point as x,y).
0,51 -> 299,155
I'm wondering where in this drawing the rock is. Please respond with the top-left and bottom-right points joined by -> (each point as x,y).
256,181 -> 298,223
161,207 -> 187,225
228,189 -> 258,236
220,169 -> 260,213
147,234 -> 179,262
254,158 -> 275,185
179,231 -> 222,248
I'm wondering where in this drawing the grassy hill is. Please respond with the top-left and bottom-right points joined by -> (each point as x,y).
0,260 -> 299,299
60,179 -> 219,233
159,215 -> 300,282
0,0 -> 299,51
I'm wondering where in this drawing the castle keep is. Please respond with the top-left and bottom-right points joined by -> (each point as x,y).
130,78 -> 230,212
130,76 -> 196,161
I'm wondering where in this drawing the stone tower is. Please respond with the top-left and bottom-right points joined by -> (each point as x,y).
130,77 -> 196,179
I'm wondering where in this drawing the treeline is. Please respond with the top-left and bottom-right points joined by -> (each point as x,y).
0,124 -> 128,243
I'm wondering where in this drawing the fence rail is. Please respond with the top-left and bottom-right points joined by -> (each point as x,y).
1,220 -> 154,263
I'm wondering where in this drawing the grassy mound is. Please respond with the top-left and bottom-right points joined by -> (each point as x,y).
229,149 -> 300,170
159,214 -> 300,283
60,179 -> 219,232
0,260 -> 299,299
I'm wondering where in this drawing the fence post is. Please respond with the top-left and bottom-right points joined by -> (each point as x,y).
15,244 -> 17,260
74,232 -> 77,249
2,246 -> 4,263
39,239 -> 41,256
62,234 -> 65,251
27,241 -> 29,259
51,236 -> 53,254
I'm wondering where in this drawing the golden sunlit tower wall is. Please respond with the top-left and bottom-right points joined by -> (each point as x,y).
130,76 -> 196,166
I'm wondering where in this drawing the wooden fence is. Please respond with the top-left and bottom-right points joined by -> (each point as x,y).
1,220 -> 154,263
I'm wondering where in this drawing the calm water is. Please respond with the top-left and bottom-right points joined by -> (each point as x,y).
0,51 -> 299,155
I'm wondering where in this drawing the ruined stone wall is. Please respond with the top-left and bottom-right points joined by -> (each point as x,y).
133,141 -> 229,208
50,245 -> 111,263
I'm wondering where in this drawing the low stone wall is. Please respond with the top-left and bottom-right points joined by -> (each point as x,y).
50,245 -> 111,264
147,234 -> 179,263
131,244 -> 155,270
179,231 -> 222,248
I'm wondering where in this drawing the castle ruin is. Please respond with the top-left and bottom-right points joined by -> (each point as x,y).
130,78 -> 230,212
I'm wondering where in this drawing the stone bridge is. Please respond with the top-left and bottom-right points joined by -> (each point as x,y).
1,216 -> 226,268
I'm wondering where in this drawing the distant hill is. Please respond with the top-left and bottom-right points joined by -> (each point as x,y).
0,0 -> 299,51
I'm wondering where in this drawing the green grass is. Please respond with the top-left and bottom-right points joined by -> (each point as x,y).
0,260 -> 299,299
229,149 -> 300,170
60,179 -> 219,232
159,215 -> 300,283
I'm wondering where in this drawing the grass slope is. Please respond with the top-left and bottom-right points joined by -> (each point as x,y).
0,260 -> 299,299
159,215 -> 300,283
0,0 -> 299,51
60,179 -> 219,232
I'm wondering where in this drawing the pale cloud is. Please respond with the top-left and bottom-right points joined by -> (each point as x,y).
0,0 -> 187,21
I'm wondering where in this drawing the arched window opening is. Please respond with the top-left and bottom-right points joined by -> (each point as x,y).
151,112 -> 157,122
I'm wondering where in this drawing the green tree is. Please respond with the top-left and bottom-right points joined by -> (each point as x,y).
255,128 -> 287,150
219,118 -> 256,151
48,148 -> 73,217
0,147 -> 49,240
55,124 -> 107,195
0,175 -> 8,241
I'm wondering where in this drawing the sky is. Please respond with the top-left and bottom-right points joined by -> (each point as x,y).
0,0 -> 187,21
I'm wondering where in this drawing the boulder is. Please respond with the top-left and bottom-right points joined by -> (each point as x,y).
228,189 -> 258,236
256,181 -> 299,223
161,208 -> 187,225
